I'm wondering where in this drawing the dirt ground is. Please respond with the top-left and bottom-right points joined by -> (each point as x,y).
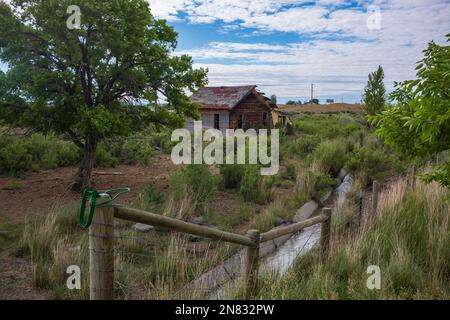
0,252 -> 50,300
0,154 -> 175,223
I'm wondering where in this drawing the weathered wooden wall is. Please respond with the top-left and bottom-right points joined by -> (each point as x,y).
229,91 -> 273,129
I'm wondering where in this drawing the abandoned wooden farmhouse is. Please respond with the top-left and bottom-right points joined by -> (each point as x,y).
188,85 -> 285,132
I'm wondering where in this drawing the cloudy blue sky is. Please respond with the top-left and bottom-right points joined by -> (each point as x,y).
149,0 -> 450,103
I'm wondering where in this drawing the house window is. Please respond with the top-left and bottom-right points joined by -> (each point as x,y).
262,112 -> 268,126
214,114 -> 220,130
237,114 -> 243,129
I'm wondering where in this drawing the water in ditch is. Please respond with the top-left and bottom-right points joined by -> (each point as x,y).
190,174 -> 354,299
260,174 -> 353,276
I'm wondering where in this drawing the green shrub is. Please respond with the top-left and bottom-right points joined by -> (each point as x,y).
305,169 -> 334,197
282,163 -> 297,180
312,171 -> 335,196
56,143 -> 80,167
240,165 -> 274,204
169,164 -> 219,203
0,133 -> 80,175
297,135 -> 321,156
97,137 -> 155,167
95,143 -> 119,167
0,132 -> 158,175
240,165 -> 260,202
220,164 -> 244,189
0,142 -> 32,176
308,140 -> 346,176
347,146 -> 390,184
120,139 -> 154,165
150,130 -> 175,154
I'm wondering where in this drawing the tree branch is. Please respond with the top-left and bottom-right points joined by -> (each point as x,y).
68,130 -> 85,149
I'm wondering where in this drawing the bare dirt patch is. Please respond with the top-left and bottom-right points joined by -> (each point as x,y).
0,252 -> 50,300
0,154 -> 175,223
209,191 -> 242,216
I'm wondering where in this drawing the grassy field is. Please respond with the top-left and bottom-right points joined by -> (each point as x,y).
0,112 -> 447,300
279,103 -> 363,114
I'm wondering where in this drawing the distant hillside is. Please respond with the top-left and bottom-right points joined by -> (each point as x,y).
279,103 -> 363,114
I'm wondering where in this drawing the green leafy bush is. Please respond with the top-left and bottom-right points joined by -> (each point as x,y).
96,137 -> 155,167
240,165 -> 260,201
282,163 -> 297,180
150,130 -> 175,154
120,139 -> 155,165
297,135 -> 321,156
56,143 -> 80,167
169,164 -> 219,203
306,169 -> 334,197
0,142 -> 32,176
95,143 -> 119,168
347,146 -> 390,184
0,132 -> 157,175
308,140 -> 346,176
0,133 -> 80,176
220,164 -> 245,189
240,165 -> 274,204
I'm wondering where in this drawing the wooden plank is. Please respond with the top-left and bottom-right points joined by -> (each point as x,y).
320,208 -> 332,260
89,206 -> 114,300
245,229 -> 260,300
93,171 -> 124,176
260,214 -> 328,242
113,205 -> 254,247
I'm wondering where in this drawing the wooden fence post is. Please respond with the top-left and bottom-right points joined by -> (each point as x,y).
245,229 -> 260,300
358,190 -> 363,229
89,206 -> 115,300
320,208 -> 332,261
371,181 -> 379,220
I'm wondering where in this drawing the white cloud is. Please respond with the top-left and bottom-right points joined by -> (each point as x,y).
151,0 -> 450,101
148,0 -> 191,21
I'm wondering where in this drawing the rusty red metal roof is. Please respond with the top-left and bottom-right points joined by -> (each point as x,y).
191,85 -> 257,110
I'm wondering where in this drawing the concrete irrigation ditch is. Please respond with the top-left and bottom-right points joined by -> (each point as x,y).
178,173 -> 353,299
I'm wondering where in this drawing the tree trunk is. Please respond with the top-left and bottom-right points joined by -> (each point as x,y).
74,136 -> 97,191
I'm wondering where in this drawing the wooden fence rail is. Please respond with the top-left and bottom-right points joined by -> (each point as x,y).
89,205 -> 333,300
113,205 -> 254,247
260,213 -> 328,242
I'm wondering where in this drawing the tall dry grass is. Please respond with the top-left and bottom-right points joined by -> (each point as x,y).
16,187 -> 239,299
256,178 -> 450,299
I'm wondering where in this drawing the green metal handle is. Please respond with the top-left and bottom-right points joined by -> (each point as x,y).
79,188 -> 130,229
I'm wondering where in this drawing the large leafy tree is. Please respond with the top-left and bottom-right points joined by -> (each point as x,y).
363,65 -> 386,115
371,35 -> 450,187
0,0 -> 207,189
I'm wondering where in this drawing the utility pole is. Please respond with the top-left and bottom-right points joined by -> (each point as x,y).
311,83 -> 314,102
